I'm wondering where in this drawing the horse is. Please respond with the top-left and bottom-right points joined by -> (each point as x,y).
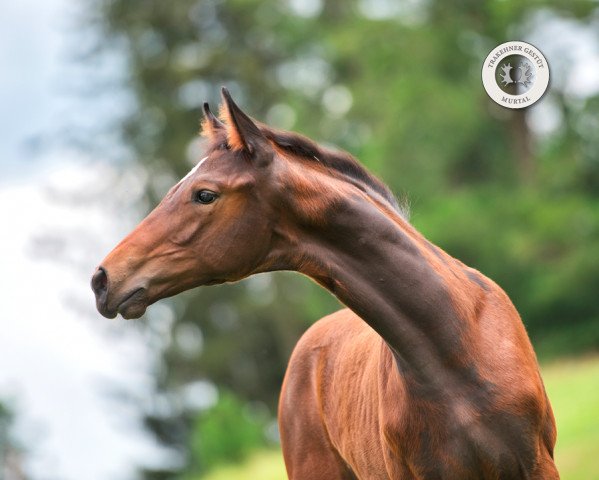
91,87 -> 559,479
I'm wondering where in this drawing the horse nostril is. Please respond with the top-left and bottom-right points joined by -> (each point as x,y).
91,267 -> 108,298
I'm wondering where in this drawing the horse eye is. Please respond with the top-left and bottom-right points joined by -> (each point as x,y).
219,142 -> 230,150
193,190 -> 218,204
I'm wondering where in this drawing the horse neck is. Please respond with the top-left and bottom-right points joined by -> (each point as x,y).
279,188 -> 489,394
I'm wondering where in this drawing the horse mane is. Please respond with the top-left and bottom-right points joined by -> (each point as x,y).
259,125 -> 408,218
202,115 -> 407,218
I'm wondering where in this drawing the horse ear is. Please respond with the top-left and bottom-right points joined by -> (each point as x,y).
201,102 -> 225,138
220,87 -> 272,164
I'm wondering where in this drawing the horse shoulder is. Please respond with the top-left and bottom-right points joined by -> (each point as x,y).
280,309 -> 393,478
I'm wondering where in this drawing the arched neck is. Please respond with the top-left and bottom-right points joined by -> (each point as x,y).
285,193 -> 487,393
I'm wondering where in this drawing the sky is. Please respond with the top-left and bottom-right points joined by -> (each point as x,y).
0,0 -> 71,180
0,1 -> 166,479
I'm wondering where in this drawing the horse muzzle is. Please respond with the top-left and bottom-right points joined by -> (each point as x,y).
91,267 -> 149,319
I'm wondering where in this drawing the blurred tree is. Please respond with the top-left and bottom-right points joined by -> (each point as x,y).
0,401 -> 27,480
186,390 -> 269,476
82,0 -> 599,476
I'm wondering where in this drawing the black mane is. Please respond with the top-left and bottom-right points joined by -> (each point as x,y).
261,126 -> 405,217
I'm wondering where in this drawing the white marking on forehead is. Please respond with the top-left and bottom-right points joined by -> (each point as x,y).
177,156 -> 208,185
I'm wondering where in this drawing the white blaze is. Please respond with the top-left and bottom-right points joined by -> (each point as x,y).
177,156 -> 208,185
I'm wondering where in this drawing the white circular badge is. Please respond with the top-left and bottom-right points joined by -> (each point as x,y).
482,41 -> 550,109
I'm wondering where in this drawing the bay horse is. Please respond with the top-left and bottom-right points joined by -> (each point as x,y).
91,88 -> 559,479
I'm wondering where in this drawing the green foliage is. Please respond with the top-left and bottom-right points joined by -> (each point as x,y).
187,390 -> 268,475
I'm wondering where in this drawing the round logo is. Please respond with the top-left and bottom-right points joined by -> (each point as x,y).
482,41 -> 549,109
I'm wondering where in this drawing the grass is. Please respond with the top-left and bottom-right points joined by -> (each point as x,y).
201,449 -> 286,480
543,356 -> 599,479
202,356 -> 599,480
